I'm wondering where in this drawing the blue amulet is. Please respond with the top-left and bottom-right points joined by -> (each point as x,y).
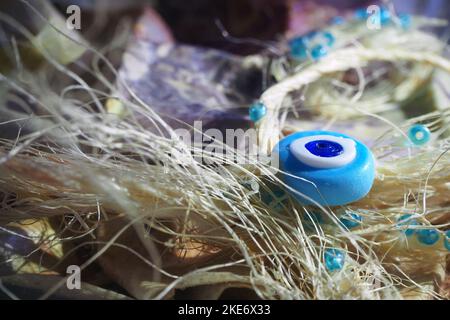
272,131 -> 375,206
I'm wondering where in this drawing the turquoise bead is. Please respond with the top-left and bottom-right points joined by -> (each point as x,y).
416,228 -> 440,245
379,7 -> 391,25
444,230 -> 450,251
289,37 -> 308,59
322,31 -> 335,46
340,212 -> 362,229
397,214 -> 419,236
249,102 -> 267,122
324,248 -> 345,272
399,13 -> 411,29
354,8 -> 368,20
311,44 -> 328,61
408,124 -> 430,145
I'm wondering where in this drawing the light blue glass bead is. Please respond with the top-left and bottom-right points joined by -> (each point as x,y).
408,124 -> 430,146
322,31 -> 335,47
340,212 -> 362,229
399,13 -> 411,29
324,248 -> 345,272
311,44 -> 328,61
397,214 -> 419,236
249,102 -> 267,122
379,7 -> 391,25
354,8 -> 368,20
444,230 -> 450,251
272,131 -> 375,206
289,37 -> 308,60
416,228 -> 440,245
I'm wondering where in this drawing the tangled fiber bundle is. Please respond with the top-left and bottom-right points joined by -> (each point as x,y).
0,1 -> 449,299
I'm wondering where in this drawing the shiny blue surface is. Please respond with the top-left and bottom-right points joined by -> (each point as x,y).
324,248 -> 345,272
305,140 -> 344,157
249,102 -> 267,122
273,131 -> 375,206
416,229 -> 440,245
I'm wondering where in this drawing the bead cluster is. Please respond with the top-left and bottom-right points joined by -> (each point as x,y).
340,211 -> 362,229
289,30 -> 335,61
396,214 -> 448,248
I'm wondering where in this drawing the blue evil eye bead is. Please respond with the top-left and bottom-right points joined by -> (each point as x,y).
408,124 -> 430,146
340,211 -> 362,229
444,230 -> 450,251
272,131 -> 375,206
249,102 -> 267,122
324,248 -> 345,272
397,214 -> 419,236
416,228 -> 440,246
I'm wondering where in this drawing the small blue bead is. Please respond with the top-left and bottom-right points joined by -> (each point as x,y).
444,230 -> 450,251
311,44 -> 328,61
354,8 -> 368,20
399,13 -> 411,29
379,7 -> 391,25
416,228 -> 440,245
408,125 -> 431,146
397,214 -> 419,236
289,37 -> 308,59
322,31 -> 335,47
249,102 -> 267,122
340,212 -> 362,229
324,248 -> 345,272
330,16 -> 345,26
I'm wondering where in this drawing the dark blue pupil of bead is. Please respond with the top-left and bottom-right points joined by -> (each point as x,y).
305,140 -> 343,157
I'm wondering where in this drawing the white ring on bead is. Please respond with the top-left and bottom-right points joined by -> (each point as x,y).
290,135 -> 356,169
